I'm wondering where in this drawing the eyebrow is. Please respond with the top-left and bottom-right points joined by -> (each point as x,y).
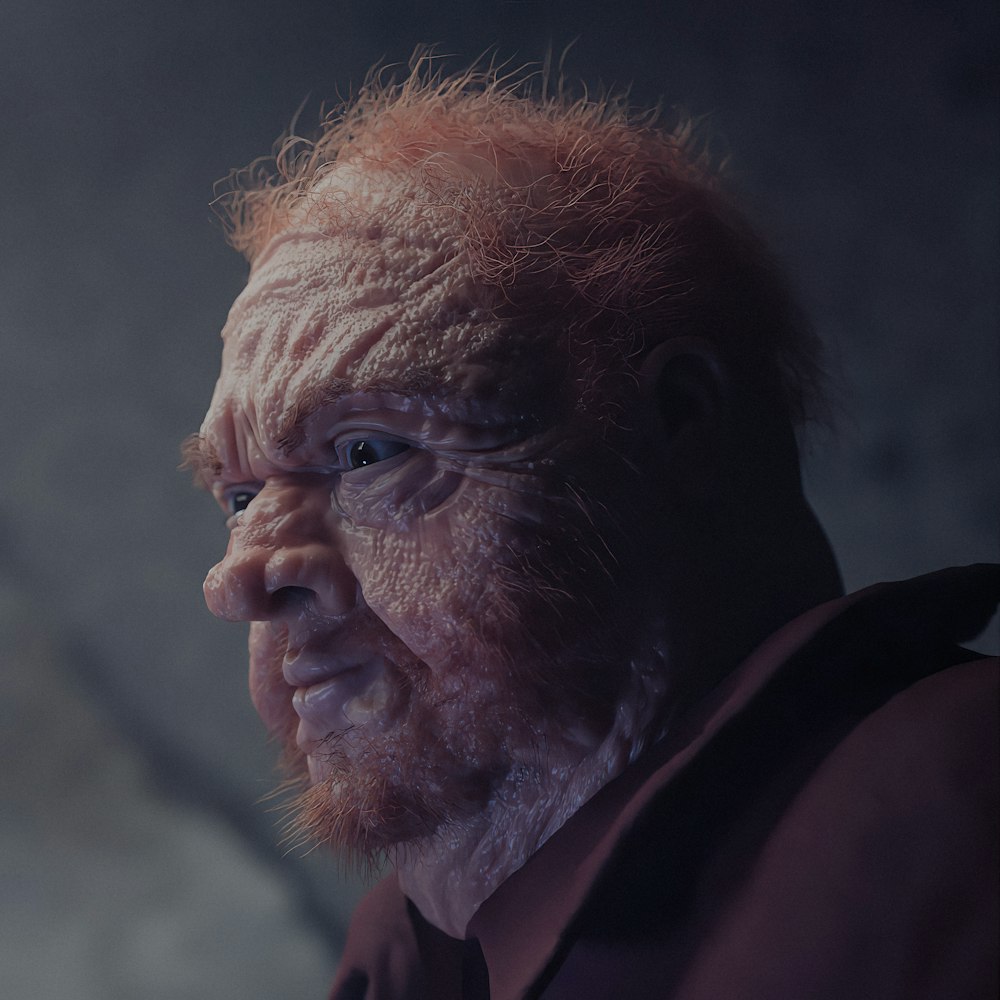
179,433 -> 222,490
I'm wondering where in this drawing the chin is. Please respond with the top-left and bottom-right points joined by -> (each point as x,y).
251,608 -> 635,864
283,721 -> 508,866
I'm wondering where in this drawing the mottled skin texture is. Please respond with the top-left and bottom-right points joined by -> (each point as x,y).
200,164 -> 687,935
199,143 -> 843,936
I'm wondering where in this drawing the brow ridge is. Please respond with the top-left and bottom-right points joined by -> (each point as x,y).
274,368 -> 446,454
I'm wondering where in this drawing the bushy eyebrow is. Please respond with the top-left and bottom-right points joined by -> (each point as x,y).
179,433 -> 222,490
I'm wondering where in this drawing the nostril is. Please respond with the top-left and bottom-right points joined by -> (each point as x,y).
261,545 -> 358,618
269,585 -> 315,615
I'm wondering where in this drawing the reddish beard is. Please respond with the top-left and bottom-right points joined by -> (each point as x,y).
274,687 -> 513,869
256,493 -> 644,866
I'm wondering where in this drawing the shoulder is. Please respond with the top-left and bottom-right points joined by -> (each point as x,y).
689,654 -> 999,1000
776,654 -> 997,889
551,636 -> 997,999
838,654 -> 997,806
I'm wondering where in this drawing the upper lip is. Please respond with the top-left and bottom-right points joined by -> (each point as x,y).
282,644 -> 364,688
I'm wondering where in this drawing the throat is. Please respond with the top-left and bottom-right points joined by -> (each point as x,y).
394,748 -> 614,937
393,652 -> 672,938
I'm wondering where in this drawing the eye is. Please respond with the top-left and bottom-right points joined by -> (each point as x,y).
344,439 -> 410,470
226,489 -> 258,517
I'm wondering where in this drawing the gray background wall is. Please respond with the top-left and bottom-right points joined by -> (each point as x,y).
1,1 -> 997,997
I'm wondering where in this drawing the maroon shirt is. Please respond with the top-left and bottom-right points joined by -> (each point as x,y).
331,566 -> 999,999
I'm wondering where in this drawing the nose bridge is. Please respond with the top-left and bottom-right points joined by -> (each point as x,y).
203,480 -> 357,622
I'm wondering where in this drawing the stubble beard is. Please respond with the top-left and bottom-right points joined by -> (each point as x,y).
268,507 -> 657,871
276,672 -> 517,871
272,626 -> 645,872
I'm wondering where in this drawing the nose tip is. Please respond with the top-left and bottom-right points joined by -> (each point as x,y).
203,558 -> 263,621
203,542 -> 358,623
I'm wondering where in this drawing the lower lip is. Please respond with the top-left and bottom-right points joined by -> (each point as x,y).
291,665 -> 376,744
293,668 -> 361,713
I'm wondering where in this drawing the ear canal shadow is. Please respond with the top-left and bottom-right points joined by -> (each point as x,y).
655,354 -> 720,441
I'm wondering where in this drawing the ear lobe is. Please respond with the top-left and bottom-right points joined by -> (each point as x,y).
640,337 -> 729,444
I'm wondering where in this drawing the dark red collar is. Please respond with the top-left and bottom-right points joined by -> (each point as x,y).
463,564 -> 999,999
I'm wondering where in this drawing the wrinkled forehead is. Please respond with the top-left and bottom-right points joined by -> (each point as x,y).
205,167 -> 536,443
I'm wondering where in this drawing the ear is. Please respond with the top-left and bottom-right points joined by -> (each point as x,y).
638,337 -> 731,501
640,336 -> 729,439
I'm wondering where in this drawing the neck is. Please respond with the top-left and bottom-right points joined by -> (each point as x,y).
394,639 -> 673,937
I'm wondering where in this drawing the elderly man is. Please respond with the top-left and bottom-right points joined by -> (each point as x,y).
187,65 -> 998,999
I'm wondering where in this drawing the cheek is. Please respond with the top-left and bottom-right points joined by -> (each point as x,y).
339,475 -> 618,679
339,485 -> 521,667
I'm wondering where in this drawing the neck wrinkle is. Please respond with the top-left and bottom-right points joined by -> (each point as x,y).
394,634 -> 676,938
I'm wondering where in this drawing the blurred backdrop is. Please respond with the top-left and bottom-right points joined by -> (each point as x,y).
1,0 -> 997,996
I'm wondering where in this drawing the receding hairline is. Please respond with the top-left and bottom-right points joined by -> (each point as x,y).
214,56 -> 828,429
216,57 -> 708,262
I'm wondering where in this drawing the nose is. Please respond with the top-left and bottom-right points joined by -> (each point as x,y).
203,483 -> 357,622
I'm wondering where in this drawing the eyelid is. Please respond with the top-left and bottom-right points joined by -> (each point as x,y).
219,483 -> 262,519
333,434 -> 414,471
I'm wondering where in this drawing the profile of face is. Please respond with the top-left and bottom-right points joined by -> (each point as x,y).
197,164 -> 674,860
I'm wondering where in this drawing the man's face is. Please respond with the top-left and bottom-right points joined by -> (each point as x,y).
198,167 -> 666,856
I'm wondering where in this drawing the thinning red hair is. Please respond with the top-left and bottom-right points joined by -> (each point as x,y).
217,53 -> 825,426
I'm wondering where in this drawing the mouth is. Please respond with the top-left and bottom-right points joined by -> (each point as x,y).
282,644 -> 357,688
285,649 -> 390,755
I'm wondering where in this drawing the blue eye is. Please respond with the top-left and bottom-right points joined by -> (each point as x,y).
228,489 -> 257,516
345,439 -> 410,470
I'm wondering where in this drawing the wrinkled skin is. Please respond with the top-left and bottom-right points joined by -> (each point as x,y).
199,165 -> 675,933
